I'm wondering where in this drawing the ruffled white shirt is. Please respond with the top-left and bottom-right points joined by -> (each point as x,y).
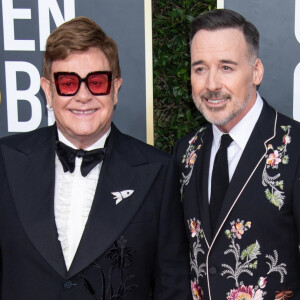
54,129 -> 110,270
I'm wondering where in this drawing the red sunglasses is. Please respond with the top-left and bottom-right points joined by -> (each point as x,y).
53,71 -> 112,96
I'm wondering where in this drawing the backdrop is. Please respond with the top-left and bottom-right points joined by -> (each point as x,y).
219,0 -> 300,121
0,0 -> 154,143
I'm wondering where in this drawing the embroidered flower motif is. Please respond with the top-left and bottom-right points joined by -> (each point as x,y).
274,289 -> 293,299
231,221 -> 245,239
227,285 -> 265,300
189,135 -> 198,145
180,126 -> 206,194
227,285 -> 254,300
191,280 -> 203,300
266,150 -> 281,167
245,221 -> 252,228
188,218 -> 201,237
227,285 -> 251,300
227,219 -> 251,240
282,134 -> 291,145
187,218 -> 206,293
262,125 -> 291,210
253,289 -> 264,300
258,277 -> 267,289
223,219 -> 260,287
223,219 -> 287,299
186,151 -> 197,166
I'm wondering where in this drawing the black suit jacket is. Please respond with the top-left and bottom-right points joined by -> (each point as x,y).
0,123 -> 191,299
174,101 -> 300,299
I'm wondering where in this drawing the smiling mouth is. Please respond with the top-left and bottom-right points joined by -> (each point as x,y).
70,109 -> 97,114
206,98 -> 228,104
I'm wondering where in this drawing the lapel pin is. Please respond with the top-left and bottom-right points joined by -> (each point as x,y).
111,190 -> 134,205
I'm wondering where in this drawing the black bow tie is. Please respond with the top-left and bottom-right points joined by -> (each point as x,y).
56,141 -> 105,177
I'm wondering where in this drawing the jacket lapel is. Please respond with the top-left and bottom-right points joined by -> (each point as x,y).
68,125 -> 162,277
2,126 -> 67,278
212,102 -> 277,239
196,126 -> 213,244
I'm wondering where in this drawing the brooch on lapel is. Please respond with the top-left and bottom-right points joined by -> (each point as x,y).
111,190 -> 134,205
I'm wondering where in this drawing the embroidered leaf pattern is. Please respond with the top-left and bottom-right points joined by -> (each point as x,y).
282,155 -> 289,164
221,220 -> 260,287
80,236 -> 137,300
266,250 -> 287,283
79,275 -> 96,296
275,180 -> 284,190
281,125 -> 291,131
262,125 -> 291,210
241,241 -> 260,261
249,260 -> 258,269
264,188 -> 284,209
277,145 -> 285,152
222,219 -> 287,296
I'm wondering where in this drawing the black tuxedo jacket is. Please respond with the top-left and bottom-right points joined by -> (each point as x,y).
0,123 -> 191,299
174,102 -> 300,299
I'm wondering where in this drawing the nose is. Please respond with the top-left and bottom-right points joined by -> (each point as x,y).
75,82 -> 92,102
206,69 -> 221,92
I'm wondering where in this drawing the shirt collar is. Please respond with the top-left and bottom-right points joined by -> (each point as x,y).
57,127 -> 111,150
212,93 -> 263,150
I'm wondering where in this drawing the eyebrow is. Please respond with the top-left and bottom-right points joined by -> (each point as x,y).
191,59 -> 238,67
220,59 -> 238,65
191,60 -> 204,67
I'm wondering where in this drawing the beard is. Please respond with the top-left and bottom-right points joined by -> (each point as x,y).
193,83 -> 253,128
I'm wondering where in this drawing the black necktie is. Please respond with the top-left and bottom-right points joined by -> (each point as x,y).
56,141 -> 105,177
209,134 -> 233,234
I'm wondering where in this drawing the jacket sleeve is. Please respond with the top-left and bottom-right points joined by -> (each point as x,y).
153,155 -> 192,299
292,154 -> 300,268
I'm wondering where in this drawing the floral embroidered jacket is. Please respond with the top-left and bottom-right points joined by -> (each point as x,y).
174,101 -> 300,300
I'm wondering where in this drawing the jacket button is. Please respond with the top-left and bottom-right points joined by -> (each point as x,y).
64,280 -> 73,289
209,267 -> 217,275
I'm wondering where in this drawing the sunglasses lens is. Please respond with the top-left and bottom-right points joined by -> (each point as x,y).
87,73 -> 110,95
57,74 -> 79,95
54,72 -> 111,96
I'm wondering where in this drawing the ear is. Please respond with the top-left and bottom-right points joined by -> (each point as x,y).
40,77 -> 53,107
252,58 -> 264,86
112,77 -> 122,106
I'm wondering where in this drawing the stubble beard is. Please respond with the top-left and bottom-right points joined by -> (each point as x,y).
193,83 -> 253,127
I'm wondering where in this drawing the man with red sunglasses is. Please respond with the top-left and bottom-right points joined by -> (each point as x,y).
0,17 -> 191,299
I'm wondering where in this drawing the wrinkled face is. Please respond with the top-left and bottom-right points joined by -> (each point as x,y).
41,47 -> 122,148
190,28 -> 263,132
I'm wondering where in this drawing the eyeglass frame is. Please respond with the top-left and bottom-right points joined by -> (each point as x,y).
53,71 -> 113,96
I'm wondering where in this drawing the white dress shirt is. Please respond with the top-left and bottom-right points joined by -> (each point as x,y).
54,128 -> 110,270
208,94 -> 263,202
